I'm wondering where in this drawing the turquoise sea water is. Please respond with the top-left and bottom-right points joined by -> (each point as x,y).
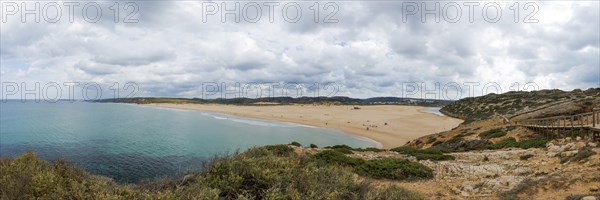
0,101 -> 377,182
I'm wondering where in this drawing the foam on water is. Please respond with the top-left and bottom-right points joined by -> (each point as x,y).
201,112 -> 297,128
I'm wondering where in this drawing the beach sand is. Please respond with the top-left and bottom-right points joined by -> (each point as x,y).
148,104 -> 463,148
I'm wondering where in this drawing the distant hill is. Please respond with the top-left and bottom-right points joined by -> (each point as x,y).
440,88 -> 600,124
94,96 -> 453,106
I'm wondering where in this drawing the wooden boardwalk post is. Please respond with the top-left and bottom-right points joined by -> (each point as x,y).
560,117 -> 567,137
593,109 -> 596,127
570,115 -> 574,138
580,114 -> 584,139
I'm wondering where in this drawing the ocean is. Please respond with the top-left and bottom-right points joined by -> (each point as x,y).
0,101 -> 377,183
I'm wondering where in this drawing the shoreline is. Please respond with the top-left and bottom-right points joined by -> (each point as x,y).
145,103 -> 463,148
138,103 -> 384,148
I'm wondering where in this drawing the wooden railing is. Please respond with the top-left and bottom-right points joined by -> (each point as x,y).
513,109 -> 600,140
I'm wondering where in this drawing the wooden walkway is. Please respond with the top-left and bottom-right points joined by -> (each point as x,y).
513,109 -> 600,141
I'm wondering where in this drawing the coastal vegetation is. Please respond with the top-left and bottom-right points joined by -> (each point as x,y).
324,144 -> 385,153
390,147 -> 455,161
313,150 -> 433,180
478,128 -> 507,139
429,136 -> 550,152
0,146 -> 427,200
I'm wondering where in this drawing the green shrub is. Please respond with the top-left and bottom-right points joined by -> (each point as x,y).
334,148 -> 354,154
325,144 -> 355,154
506,126 -> 517,132
560,146 -> 596,163
355,158 -> 433,180
325,144 -> 353,150
313,150 -> 364,166
313,150 -> 433,180
518,138 -> 549,149
263,144 -> 295,156
446,136 -> 464,144
487,137 -> 518,149
479,128 -> 507,138
289,141 -> 302,147
390,147 -> 455,161
519,154 -> 534,160
571,147 -> 596,162
462,132 -> 476,137
309,144 -> 318,148
427,136 -> 437,143
354,147 -> 385,152
426,139 -> 492,153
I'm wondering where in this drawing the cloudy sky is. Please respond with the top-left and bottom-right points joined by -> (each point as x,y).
1,1 -> 598,100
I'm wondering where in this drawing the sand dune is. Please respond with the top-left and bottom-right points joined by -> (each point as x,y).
148,104 -> 463,148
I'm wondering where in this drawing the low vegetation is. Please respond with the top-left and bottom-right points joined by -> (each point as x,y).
313,150 -> 433,180
498,178 -> 537,200
519,154 -> 534,160
432,138 -> 492,152
479,128 -> 507,139
560,146 -> 597,164
288,141 -> 302,147
517,138 -> 550,149
430,135 -> 550,152
324,144 -> 355,154
324,144 -> 385,153
1,147 -> 427,200
390,146 -> 455,161
487,137 -> 518,149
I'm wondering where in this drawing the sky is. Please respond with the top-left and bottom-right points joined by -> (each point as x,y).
0,1 -> 599,100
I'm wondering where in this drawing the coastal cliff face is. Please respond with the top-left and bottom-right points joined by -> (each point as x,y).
440,88 -> 600,124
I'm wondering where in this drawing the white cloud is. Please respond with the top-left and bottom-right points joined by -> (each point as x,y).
0,1 -> 598,99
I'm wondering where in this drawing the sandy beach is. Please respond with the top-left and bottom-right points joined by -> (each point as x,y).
148,104 -> 463,148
